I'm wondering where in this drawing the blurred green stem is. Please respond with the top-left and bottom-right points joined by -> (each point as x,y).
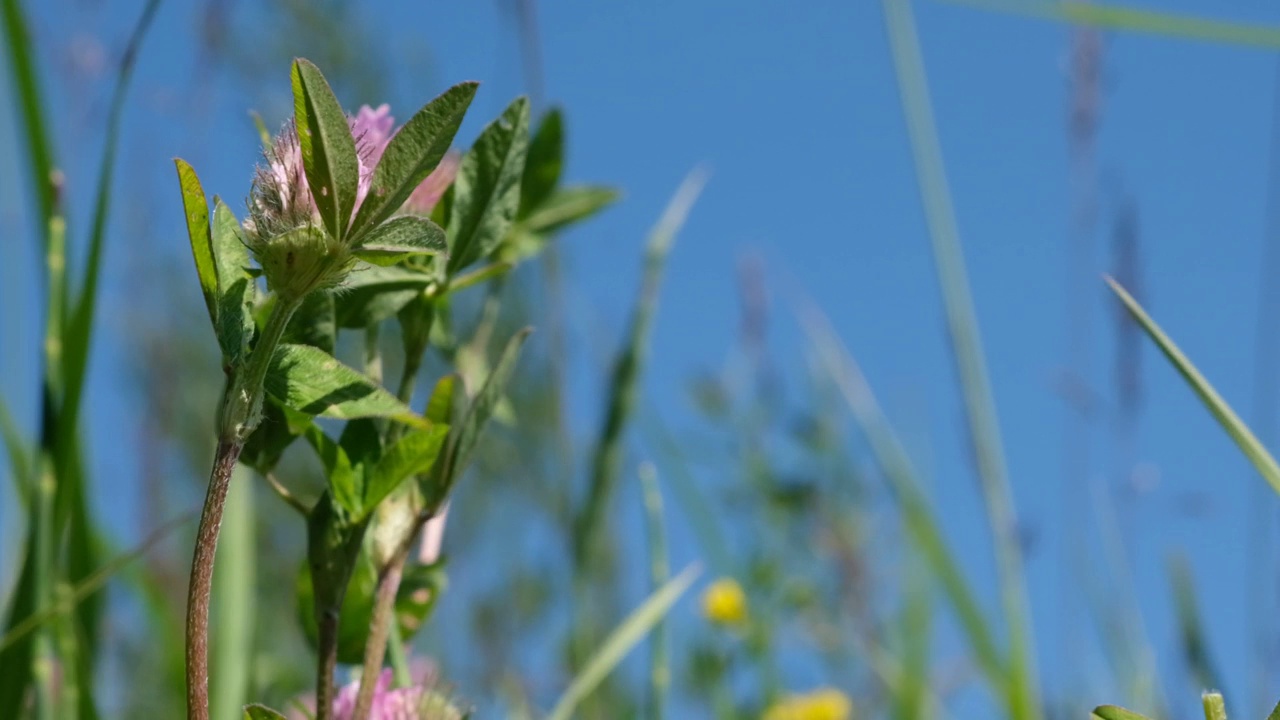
881,0 -> 1040,716
31,458 -> 56,720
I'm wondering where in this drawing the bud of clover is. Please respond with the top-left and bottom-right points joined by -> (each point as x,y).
246,101 -> 460,303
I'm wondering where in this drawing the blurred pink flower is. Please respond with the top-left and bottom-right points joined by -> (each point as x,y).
289,661 -> 462,720
402,151 -> 459,217
331,670 -> 421,720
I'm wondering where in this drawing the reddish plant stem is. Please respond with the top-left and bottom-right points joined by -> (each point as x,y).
352,542 -> 412,720
185,440 -> 242,720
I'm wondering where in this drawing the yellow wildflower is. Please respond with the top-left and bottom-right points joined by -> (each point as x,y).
762,688 -> 854,720
701,578 -> 749,625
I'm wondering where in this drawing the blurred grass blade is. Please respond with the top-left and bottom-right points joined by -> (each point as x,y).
1,0 -> 55,252
892,558 -> 933,720
881,0 -> 1039,716
1093,707 -> 1155,720
945,0 -> 1280,49
0,396 -> 32,506
0,513 -> 191,654
639,463 -> 670,720
1202,692 -> 1228,720
1170,556 -> 1224,695
547,564 -> 700,720
640,410 -> 734,574
60,0 -> 161,439
212,468 -> 255,720
0,521 -> 38,716
1107,276 -> 1280,495
572,168 -> 708,571
798,302 -> 1007,698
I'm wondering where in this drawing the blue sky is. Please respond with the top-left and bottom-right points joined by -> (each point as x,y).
5,0 -> 1280,715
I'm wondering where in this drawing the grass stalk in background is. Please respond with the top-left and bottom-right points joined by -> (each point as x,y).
942,0 -> 1280,49
1,1 -> 160,715
881,1 -> 1040,716
211,466 -> 255,720
567,169 -> 706,710
548,565 -> 700,720
799,303 -> 1007,700
571,168 -> 708,572
1106,277 -> 1280,495
1168,555 -> 1223,695
639,463 -> 670,720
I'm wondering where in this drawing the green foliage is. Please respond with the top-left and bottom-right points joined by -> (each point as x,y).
291,58 -> 361,243
446,97 -> 531,274
295,545 -> 445,664
424,329 -> 530,508
176,159 -> 218,326
266,344 -> 426,427
353,216 -> 448,266
348,82 -> 478,237
334,264 -> 434,328
212,199 -> 258,365
243,704 -> 289,720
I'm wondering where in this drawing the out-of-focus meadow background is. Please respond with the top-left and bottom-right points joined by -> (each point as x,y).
5,0 -> 1280,717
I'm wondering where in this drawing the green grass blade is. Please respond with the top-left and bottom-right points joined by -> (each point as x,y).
547,564 -> 700,720
212,468 -> 255,720
639,463 -> 670,720
1,0 -> 55,253
0,512 -> 191,653
639,410 -> 734,574
0,395 -> 32,507
798,303 -> 1008,698
892,560 -> 933,720
881,1 -> 1039,716
0,510 -> 38,716
945,0 -> 1280,49
572,168 -> 707,571
1107,277 -> 1280,494
60,0 -> 161,440
1169,556 -> 1224,695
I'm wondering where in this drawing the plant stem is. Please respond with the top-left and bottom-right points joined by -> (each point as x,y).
185,439 -> 242,720
316,607 -> 340,720
352,543 -> 411,720
188,297 -> 298,720
218,298 -> 299,441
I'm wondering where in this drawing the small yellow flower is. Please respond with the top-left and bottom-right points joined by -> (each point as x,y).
762,688 -> 854,720
701,578 -> 749,625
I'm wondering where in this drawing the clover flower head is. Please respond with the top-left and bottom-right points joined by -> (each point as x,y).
244,104 -> 459,301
